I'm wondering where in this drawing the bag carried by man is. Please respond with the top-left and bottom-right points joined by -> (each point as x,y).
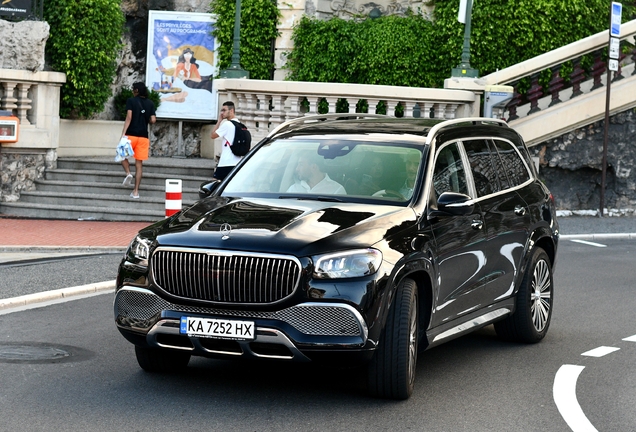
115,136 -> 134,162
229,120 -> 252,156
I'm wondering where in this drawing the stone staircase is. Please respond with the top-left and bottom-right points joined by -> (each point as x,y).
1,157 -> 214,221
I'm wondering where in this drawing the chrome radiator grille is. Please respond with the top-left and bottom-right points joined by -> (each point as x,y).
151,249 -> 301,304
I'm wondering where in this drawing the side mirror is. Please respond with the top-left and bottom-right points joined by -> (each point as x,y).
199,179 -> 221,199
428,192 -> 474,218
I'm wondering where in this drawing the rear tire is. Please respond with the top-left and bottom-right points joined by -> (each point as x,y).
367,278 -> 418,400
494,247 -> 553,343
135,346 -> 191,373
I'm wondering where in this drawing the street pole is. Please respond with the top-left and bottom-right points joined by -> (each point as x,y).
600,2 -> 622,217
451,0 -> 479,78
220,0 -> 249,79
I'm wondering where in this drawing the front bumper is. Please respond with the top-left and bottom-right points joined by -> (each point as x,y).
114,286 -> 373,362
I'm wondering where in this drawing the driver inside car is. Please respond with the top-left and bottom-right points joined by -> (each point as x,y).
286,152 -> 346,195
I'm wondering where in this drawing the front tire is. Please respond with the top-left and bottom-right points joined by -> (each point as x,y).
367,278 -> 418,400
494,247 -> 553,343
135,346 -> 191,373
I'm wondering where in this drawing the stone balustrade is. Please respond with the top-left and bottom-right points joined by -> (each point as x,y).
479,19 -> 636,146
0,69 -> 66,202
0,68 -> 66,150
213,79 -> 479,142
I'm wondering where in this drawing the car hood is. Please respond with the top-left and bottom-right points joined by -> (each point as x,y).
143,196 -> 416,256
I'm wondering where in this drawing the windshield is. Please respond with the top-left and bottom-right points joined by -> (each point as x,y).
222,138 -> 425,203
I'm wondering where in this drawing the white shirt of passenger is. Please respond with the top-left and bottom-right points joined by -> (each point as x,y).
216,118 -> 243,168
287,174 -> 346,194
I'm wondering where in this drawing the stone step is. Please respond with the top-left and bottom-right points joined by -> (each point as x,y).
57,157 -> 215,177
18,190 -> 197,212
33,179 -> 201,201
45,168 -> 210,189
0,201 -> 164,222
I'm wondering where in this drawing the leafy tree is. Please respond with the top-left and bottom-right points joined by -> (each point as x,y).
210,0 -> 281,80
44,0 -> 124,119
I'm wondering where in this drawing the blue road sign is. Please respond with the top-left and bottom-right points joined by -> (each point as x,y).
611,2 -> 622,37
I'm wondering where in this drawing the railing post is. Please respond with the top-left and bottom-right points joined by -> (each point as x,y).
1,82 -> 18,113
505,83 -> 521,121
547,66 -> 564,107
527,73 -> 543,114
612,51 -> 626,82
366,99 -> 380,114
569,57 -> 586,98
347,98 -> 357,114
590,50 -> 606,90
16,83 -> 33,125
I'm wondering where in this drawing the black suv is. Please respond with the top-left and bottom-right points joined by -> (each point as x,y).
115,115 -> 559,399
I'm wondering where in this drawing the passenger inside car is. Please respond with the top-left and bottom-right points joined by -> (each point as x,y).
345,153 -> 386,196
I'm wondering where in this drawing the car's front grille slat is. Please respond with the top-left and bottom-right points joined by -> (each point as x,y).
152,249 -> 301,304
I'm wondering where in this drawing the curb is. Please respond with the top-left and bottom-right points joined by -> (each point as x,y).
0,246 -> 127,253
0,280 -> 115,311
561,233 -> 636,240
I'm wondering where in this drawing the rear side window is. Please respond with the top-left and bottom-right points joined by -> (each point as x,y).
491,139 -> 531,187
462,139 -> 504,197
432,142 -> 468,197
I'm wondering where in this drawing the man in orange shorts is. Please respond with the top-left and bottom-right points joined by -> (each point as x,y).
120,82 -> 157,199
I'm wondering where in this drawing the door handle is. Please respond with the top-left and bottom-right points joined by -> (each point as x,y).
471,219 -> 483,230
514,205 -> 526,216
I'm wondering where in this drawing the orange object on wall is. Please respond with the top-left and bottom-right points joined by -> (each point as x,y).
0,112 -> 19,143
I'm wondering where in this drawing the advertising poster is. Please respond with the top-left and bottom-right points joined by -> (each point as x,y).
146,11 -> 219,121
0,0 -> 31,19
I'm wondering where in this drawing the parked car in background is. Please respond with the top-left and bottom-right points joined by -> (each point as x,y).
115,114 -> 559,399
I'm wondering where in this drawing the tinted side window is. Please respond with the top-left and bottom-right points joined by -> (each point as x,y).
491,139 -> 531,187
432,143 -> 468,197
462,139 -> 502,197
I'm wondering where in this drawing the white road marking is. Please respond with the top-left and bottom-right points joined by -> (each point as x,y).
569,239 -> 607,248
581,346 -> 620,357
554,365 -> 598,432
623,335 -> 636,342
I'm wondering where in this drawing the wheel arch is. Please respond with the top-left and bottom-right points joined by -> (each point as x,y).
390,261 -> 434,350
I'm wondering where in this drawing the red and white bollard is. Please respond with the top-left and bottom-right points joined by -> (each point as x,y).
165,179 -> 182,217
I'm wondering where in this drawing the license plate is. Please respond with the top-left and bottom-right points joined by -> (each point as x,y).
180,316 -> 255,340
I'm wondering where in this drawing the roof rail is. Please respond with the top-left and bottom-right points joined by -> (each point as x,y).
266,113 -> 390,139
424,117 -> 509,145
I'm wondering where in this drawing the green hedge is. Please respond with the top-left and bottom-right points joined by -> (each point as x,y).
210,0 -> 281,80
44,0 -> 124,119
287,0 -> 636,88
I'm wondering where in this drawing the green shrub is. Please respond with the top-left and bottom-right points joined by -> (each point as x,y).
44,0 -> 124,119
287,0 -> 636,88
210,0 -> 281,80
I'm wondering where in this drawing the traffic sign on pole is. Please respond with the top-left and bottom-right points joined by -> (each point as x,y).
610,2 -> 622,37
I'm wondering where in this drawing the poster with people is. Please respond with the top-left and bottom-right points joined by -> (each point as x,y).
146,11 -> 219,120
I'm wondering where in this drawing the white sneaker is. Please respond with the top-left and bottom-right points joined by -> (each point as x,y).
123,173 -> 133,187
130,192 -> 140,199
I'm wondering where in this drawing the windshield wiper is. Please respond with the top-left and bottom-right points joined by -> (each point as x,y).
280,195 -> 345,202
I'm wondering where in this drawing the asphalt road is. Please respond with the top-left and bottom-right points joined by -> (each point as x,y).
0,253 -> 123,298
0,238 -> 634,431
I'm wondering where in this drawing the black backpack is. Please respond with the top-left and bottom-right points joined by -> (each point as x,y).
230,120 -> 251,156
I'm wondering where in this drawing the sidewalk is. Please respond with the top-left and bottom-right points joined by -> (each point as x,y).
0,216 -> 150,249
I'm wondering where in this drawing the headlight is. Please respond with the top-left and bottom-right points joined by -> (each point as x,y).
127,235 -> 152,266
313,249 -> 382,279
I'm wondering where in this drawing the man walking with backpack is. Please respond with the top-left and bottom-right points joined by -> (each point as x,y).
210,101 -> 249,180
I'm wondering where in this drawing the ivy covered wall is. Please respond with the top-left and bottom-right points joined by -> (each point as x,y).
286,0 -> 636,88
